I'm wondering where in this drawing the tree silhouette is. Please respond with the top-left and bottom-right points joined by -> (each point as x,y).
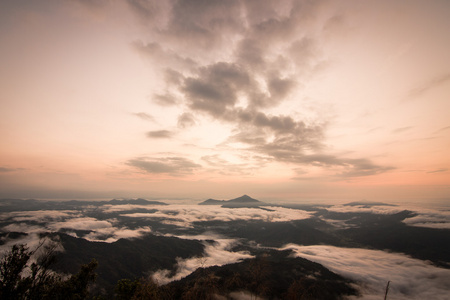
0,241 -> 97,300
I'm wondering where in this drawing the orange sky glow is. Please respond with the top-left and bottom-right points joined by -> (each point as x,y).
0,0 -> 449,203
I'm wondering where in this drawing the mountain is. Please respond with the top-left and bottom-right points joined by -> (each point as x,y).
50,233 -> 204,291
227,195 -> 259,203
167,249 -> 358,300
198,195 -> 265,208
107,198 -> 168,205
198,198 -> 227,205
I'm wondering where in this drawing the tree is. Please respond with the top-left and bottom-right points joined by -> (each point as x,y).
115,279 -> 141,300
0,241 -> 97,300
0,244 -> 31,299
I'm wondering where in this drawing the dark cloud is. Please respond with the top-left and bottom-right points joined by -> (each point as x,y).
182,62 -> 252,117
163,0 -> 244,51
323,14 -> 346,35
177,113 -> 196,128
146,130 -> 174,138
132,40 -> 197,70
126,157 -> 201,175
288,37 -> 318,68
267,74 -> 296,100
235,38 -> 266,70
152,93 -> 178,106
125,0 -> 171,27
73,0 -> 110,8
164,69 -> 184,86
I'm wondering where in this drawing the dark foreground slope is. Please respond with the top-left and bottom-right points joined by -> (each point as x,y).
167,249 -> 358,300
46,233 -> 358,298
50,233 -> 204,291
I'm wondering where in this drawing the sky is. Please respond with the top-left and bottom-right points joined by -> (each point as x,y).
0,0 -> 449,202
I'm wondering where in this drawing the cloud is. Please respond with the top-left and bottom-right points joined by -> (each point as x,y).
283,244 -> 450,300
81,226 -> 152,243
121,205 -> 312,228
146,130 -> 174,138
133,112 -> 155,122
177,112 -> 196,128
132,40 -> 197,71
403,211 -> 450,229
125,0 -> 172,29
392,126 -> 413,134
201,154 -> 264,176
0,167 -> 25,172
323,203 -> 450,230
324,204 -> 404,215
0,232 -> 60,259
434,125 -> 450,133
1,211 -> 152,243
2,223 -> 45,235
182,62 -> 253,117
101,204 -> 160,213
408,73 -> 450,99
1,210 -> 80,222
126,157 -> 201,175
47,217 -> 113,231
427,168 -> 448,174
151,93 -> 179,106
153,233 -> 253,284
333,158 -> 395,177
124,0 -> 391,178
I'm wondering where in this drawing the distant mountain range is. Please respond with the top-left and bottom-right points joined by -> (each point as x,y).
199,194 -> 268,208
0,198 -> 167,212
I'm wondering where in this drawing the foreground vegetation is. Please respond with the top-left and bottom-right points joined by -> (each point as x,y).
0,242 -> 97,300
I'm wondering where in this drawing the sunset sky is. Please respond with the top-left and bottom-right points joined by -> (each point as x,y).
1,0 -> 449,202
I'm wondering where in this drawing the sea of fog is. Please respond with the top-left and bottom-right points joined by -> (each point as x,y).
1,196 -> 449,299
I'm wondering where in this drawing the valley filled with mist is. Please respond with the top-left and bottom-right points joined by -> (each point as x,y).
1,195 -> 449,299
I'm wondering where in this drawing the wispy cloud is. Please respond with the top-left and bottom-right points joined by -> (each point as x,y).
120,205 -> 312,228
133,112 -> 155,122
427,168 -> 448,174
408,73 -> 450,99
0,167 -> 25,172
392,126 -> 413,134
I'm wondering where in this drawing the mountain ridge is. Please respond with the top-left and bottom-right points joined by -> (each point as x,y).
198,195 -> 264,207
